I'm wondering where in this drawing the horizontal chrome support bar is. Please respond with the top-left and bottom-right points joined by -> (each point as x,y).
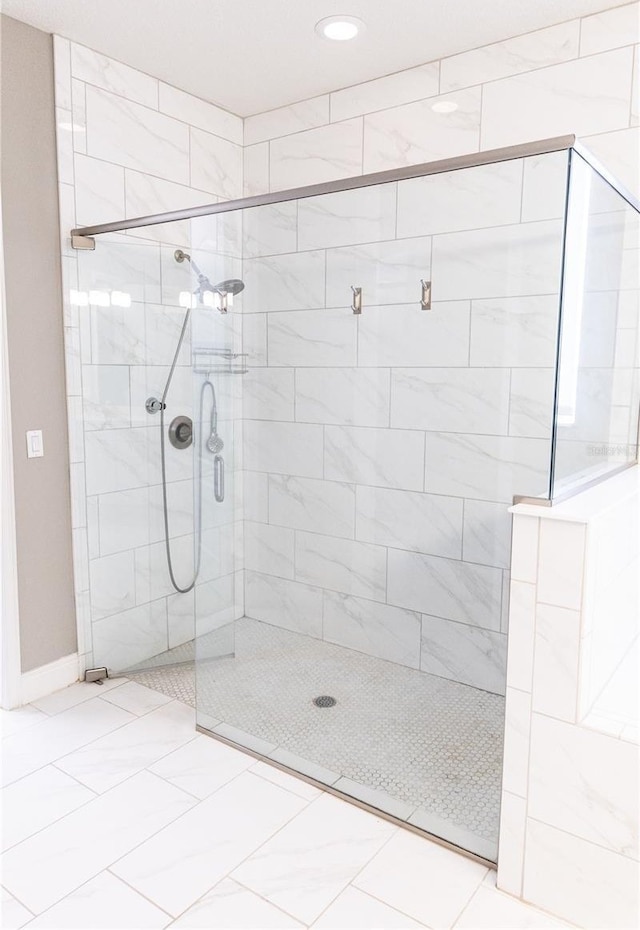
71,135 -> 577,239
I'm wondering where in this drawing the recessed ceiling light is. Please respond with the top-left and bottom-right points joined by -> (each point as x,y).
315,15 -> 365,41
431,100 -> 459,114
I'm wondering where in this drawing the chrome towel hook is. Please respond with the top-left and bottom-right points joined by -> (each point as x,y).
351,286 -> 362,315
421,279 -> 432,311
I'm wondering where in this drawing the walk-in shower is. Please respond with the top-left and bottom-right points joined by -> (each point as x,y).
68,135 -> 640,862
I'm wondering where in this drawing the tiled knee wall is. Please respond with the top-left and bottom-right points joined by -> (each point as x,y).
498,469 -> 640,928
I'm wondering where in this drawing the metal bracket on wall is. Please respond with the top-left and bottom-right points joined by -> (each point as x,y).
421,279 -> 432,310
351,286 -> 362,315
85,666 -> 108,684
71,234 -> 96,251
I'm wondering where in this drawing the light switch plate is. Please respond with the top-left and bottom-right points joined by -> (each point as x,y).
26,429 -> 44,458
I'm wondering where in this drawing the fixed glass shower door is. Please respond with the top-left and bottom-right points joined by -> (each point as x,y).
193,150 -> 569,861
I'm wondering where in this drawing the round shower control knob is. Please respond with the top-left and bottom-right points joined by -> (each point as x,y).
168,415 -> 193,450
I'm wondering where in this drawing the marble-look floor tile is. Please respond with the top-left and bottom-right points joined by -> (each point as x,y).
149,732 -> 254,799
111,771 -> 307,918
99,681 -> 172,716
231,792 -> 395,924
323,591 -> 421,669
353,829 -> 487,928
249,760 -> 322,802
1,888 -> 32,930
1,699 -> 135,787
25,871 -> 170,929
1,766 -> 95,851
0,705 -> 47,739
455,880 -> 566,928
1,771 -> 194,915
171,877 -> 303,929
387,549 -> 503,629
55,701 -> 195,793
312,885 -> 423,928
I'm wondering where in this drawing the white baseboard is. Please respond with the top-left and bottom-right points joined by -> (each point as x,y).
20,653 -> 80,706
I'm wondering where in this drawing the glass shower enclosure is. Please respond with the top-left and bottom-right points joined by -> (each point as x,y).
68,135 -> 640,863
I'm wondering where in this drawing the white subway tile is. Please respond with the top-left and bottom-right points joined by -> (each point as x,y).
388,549 -> 503,629
481,48 -> 634,150
532,603 -> 581,722
501,687 -> 532,797
505,581 -> 536,692
245,96 -> 329,145
510,515 -> 539,584
363,87 -> 481,174
270,118 -> 363,189
496,791 -> 527,897
537,520 -> 586,609
441,21 -> 579,91
331,63 -> 439,121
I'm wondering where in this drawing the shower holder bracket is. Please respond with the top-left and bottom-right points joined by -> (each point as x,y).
71,234 -> 96,251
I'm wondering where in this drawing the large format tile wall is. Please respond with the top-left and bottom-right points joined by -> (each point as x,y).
239,155 -> 567,695
53,38 -> 244,673
243,3 -> 639,200
498,468 -> 639,928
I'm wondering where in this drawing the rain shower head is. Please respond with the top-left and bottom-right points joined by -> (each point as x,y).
174,250 -> 244,310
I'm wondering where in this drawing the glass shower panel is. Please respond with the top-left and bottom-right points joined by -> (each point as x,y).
194,150 -> 568,861
552,152 -> 640,498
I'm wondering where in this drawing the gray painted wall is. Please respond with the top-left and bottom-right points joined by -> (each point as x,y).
1,15 -> 77,672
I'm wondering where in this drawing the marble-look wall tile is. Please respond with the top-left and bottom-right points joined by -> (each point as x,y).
74,154 -> 126,228
86,86 -> 189,184
496,791 -> 527,897
244,522 -> 295,579
244,571 -> 323,638
89,304 -> 146,365
331,63 -> 440,122
580,3 -> 640,56
89,550 -> 136,620
55,109 -> 75,185
124,170 -> 215,234
268,309 -> 357,367
481,48 -> 634,150
363,88 -> 481,174
632,45 -> 639,127
298,184 -> 397,251
243,142 -> 269,196
85,427 -> 152,495
323,591 -> 421,668
509,369 -> 555,439
71,78 -> 87,154
325,425 -> 424,491
269,119 -> 363,190
470,295 -> 559,368
397,160 -> 522,238
462,499 -> 512,569
532,603 -> 580,722
53,36 -> 72,109
82,365 -> 131,430
92,601 -> 168,671
242,368 -> 294,421
424,433 -> 551,502
505,581 -> 536,691
501,687 -> 532,797
71,44 -> 158,108
388,549 -> 503,628
357,302 -> 470,368
243,314 -> 268,367
391,368 -> 511,434
523,819 -> 639,929
420,615 -> 507,694
245,96 -> 330,146
295,368 -> 391,427
158,83 -> 242,144
295,532 -> 386,601
326,237 -> 431,308
242,202 -> 297,258
356,486 -> 462,559
581,127 -> 640,199
243,250 -> 325,312
529,713 -> 638,858
190,128 -> 243,199
432,220 -> 563,301
521,151 -> 570,222
243,472 -> 268,523
537,520 -> 585,610
243,420 -> 323,478
441,21 -> 579,92
269,475 -> 355,539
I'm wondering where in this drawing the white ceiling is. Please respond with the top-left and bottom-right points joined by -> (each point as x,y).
2,0 -> 626,116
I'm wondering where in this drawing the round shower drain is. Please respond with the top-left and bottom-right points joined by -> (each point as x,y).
313,695 -> 337,708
